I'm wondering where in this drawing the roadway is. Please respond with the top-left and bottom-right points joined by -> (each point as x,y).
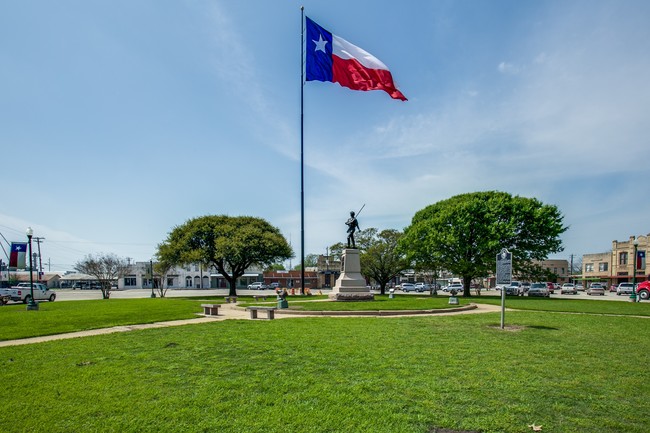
51,287 -> 638,302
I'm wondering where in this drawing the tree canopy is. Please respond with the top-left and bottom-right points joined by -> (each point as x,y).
400,191 -> 567,296
359,229 -> 409,295
156,215 -> 293,296
74,253 -> 130,299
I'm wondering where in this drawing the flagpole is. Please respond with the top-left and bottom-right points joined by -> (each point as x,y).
300,6 -> 305,295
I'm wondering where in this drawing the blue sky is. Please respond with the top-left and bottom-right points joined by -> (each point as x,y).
1,1 -> 649,272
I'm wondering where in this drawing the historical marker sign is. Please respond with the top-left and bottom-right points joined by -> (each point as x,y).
496,249 -> 512,285
496,248 -> 512,329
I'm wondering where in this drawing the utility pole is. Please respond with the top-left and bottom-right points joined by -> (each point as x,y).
34,237 -> 45,281
570,254 -> 574,284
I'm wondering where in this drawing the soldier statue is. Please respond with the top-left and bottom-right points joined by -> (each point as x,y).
346,211 -> 360,248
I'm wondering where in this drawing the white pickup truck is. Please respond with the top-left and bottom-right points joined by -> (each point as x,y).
1,282 -> 56,303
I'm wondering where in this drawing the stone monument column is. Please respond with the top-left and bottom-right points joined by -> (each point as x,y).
329,249 -> 374,301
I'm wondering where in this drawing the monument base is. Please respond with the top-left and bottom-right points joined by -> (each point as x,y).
329,248 -> 374,302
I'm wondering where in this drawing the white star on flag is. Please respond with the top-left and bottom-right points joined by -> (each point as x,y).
313,34 -> 327,52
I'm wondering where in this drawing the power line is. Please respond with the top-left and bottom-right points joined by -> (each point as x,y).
34,237 -> 45,279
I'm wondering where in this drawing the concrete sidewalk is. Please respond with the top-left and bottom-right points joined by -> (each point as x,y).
0,302 -> 502,348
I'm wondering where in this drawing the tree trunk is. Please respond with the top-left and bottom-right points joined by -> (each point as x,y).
462,276 -> 472,297
101,282 -> 111,299
229,279 -> 237,297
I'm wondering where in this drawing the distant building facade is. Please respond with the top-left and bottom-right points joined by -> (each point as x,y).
118,262 -> 264,290
535,259 -> 570,284
581,234 -> 648,287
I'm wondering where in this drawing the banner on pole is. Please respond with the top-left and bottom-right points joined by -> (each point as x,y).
9,242 -> 28,269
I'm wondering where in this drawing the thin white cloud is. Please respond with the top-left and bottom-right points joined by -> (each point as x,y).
498,61 -> 520,74
203,4 -> 297,159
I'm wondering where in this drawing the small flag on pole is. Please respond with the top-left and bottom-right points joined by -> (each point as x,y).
305,17 -> 407,101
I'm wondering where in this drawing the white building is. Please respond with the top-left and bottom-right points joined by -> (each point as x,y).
118,262 -> 264,290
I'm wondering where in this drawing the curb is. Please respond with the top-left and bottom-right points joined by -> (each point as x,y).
273,304 -> 478,316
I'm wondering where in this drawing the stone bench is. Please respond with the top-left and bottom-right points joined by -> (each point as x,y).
224,296 -> 238,303
252,295 -> 268,301
201,304 -> 221,316
247,306 -> 277,320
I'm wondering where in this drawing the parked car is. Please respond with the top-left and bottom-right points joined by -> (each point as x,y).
269,282 -> 280,289
4,282 -> 56,303
545,282 -> 555,294
575,284 -> 585,291
609,284 -> 618,292
636,281 -> 650,300
586,283 -> 606,296
400,283 -> 416,292
414,283 -> 428,292
528,282 -> 550,297
561,283 -> 577,295
521,282 -> 531,294
505,281 -> 523,296
444,283 -> 464,294
616,282 -> 635,296
247,282 -> 268,290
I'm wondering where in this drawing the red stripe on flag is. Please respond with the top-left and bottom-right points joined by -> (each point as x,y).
332,56 -> 407,101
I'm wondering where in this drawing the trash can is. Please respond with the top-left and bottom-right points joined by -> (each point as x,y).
277,299 -> 289,309
389,288 -> 395,299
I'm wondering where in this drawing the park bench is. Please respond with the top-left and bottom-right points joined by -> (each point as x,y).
252,295 -> 268,301
201,304 -> 221,316
224,296 -> 238,303
246,306 -> 277,320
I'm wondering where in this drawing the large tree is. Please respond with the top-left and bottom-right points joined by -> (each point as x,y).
156,215 -> 293,296
292,253 -> 319,270
401,191 -> 567,297
359,229 -> 410,295
74,253 -> 131,299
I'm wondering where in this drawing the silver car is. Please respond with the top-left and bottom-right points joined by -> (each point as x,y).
527,282 -> 550,297
445,283 -> 464,294
616,283 -> 634,296
561,283 -> 577,295
400,283 -> 416,292
587,283 -> 605,296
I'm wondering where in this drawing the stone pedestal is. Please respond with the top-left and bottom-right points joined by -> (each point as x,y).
329,249 -> 374,301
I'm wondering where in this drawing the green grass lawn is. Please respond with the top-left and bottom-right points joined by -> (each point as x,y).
0,311 -> 647,432
473,295 -> 650,316
0,298 -> 205,341
2,295 -> 648,342
245,295 -> 473,311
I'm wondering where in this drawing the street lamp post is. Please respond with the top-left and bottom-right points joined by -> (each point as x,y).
631,238 -> 639,302
26,227 -> 38,311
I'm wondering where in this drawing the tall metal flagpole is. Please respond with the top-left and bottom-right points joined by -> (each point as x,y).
300,6 -> 305,295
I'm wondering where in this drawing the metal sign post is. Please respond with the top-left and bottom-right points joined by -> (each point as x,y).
496,249 -> 512,329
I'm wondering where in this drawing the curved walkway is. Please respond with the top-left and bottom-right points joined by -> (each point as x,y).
0,302 -> 503,348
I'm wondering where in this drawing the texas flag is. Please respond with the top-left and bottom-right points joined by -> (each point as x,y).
305,17 -> 407,101
637,250 -> 646,270
9,242 -> 28,269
